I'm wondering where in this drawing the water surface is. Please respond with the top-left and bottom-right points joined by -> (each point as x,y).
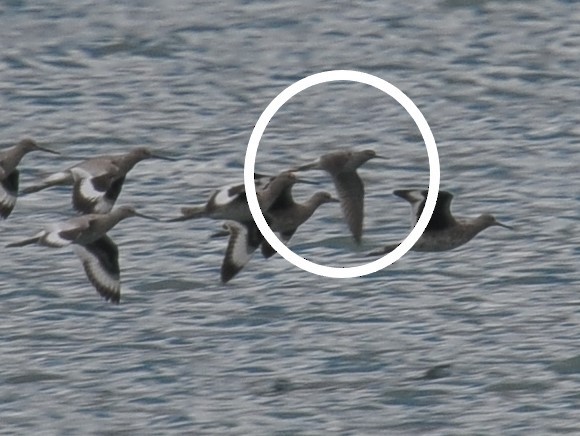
1,0 -> 579,434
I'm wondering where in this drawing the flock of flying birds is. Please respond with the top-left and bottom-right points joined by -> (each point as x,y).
1,139 -> 512,304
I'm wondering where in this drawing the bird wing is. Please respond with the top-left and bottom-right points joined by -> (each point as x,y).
254,173 -> 274,191
280,228 -> 297,241
71,168 -> 118,214
103,175 -> 126,205
220,221 -> 262,283
260,240 -> 276,259
73,235 -> 121,303
332,171 -> 364,243
394,189 -> 457,230
76,157 -> 118,177
266,185 -> 294,212
393,190 -> 425,226
55,216 -> 94,245
260,227 -> 295,259
213,183 -> 245,207
425,191 -> 456,231
0,170 -> 19,219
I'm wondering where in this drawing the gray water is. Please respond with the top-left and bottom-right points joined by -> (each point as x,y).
1,0 -> 579,434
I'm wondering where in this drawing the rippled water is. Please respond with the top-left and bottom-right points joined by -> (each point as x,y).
1,0 -> 580,434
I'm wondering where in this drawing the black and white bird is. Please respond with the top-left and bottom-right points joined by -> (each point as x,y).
170,172 -> 319,283
219,220 -> 265,284
6,205 -> 157,303
219,190 -> 338,282
22,147 -> 174,214
169,172 -> 302,224
0,138 -> 59,219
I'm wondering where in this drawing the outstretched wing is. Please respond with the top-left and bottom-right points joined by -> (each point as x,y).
332,171 -> 364,243
73,235 -> 121,303
0,170 -> 19,219
71,168 -> 120,214
394,189 -> 456,231
220,221 -> 262,283
260,228 -> 295,259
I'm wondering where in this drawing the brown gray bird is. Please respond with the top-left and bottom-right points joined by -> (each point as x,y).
261,190 -> 338,258
0,139 -> 59,219
368,189 -> 512,255
292,149 -> 386,244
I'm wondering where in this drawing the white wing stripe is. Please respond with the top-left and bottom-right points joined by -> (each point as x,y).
73,245 -> 120,300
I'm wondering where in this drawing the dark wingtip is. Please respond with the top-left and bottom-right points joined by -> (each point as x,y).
261,241 -> 276,259
91,283 -> 121,304
0,209 -> 13,220
220,264 -> 241,284
107,293 -> 121,304
89,279 -> 120,303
